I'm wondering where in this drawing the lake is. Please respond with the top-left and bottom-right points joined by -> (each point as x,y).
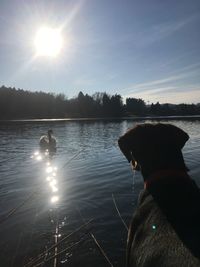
0,118 -> 200,267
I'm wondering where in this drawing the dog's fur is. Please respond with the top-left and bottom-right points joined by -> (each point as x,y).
118,123 -> 200,267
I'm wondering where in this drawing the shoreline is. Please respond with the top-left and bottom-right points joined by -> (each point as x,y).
1,115 -> 200,122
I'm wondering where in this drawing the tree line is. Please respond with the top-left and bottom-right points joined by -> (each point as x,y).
0,86 -> 200,119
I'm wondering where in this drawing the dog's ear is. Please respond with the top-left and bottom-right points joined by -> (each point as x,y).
118,125 -> 147,162
118,124 -> 150,163
161,124 -> 189,149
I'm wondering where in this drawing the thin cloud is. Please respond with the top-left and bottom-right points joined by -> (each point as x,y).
150,89 -> 200,104
73,76 -> 96,86
121,60 -> 200,104
124,86 -> 177,97
121,62 -> 200,95
124,84 -> 200,104
129,15 -> 198,47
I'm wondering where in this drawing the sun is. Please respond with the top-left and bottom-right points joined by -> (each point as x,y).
34,26 -> 63,57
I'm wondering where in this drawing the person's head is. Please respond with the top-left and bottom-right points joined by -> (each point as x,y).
118,123 -> 189,180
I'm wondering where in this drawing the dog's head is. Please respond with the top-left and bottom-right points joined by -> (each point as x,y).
118,123 -> 189,177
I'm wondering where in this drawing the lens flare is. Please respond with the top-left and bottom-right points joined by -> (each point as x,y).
152,225 -> 156,230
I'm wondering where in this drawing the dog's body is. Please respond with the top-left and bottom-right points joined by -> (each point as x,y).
118,124 -> 200,267
127,172 -> 200,267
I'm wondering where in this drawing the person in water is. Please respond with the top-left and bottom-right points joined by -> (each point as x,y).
40,129 -> 56,151
118,123 -> 200,267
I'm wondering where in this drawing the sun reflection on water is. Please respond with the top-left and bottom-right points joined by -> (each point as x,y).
36,155 -> 42,161
51,195 -> 59,203
31,149 -> 60,205
52,186 -> 58,193
46,166 -> 53,173
46,176 -> 51,181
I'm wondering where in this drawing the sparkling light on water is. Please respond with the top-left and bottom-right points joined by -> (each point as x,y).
46,176 -> 52,181
36,155 -> 42,161
31,150 -> 60,205
51,186 -> 58,192
51,196 -> 59,203
46,166 -> 53,173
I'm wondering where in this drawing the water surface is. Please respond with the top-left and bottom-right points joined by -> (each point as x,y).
0,119 -> 200,266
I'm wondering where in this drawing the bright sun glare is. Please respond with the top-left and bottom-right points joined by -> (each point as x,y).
34,26 -> 63,57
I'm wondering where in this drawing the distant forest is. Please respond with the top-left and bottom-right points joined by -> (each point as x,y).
0,85 -> 200,119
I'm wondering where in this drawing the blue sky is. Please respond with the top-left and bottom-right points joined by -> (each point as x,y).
0,0 -> 200,103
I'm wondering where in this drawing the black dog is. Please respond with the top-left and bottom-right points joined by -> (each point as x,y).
118,123 -> 200,267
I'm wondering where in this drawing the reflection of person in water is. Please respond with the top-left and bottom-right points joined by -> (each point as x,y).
118,123 -> 200,267
40,129 -> 57,153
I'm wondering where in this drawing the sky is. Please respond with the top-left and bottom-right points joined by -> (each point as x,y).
0,0 -> 200,104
